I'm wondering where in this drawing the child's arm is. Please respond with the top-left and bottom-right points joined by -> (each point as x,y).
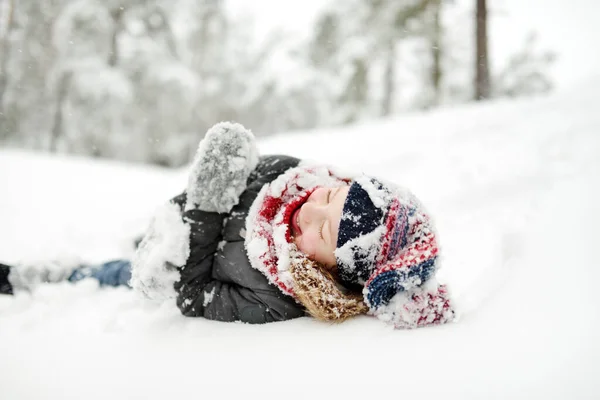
173,156 -> 305,323
134,189 -> 303,323
174,200 -> 303,323
131,122 -> 304,323
131,122 -> 258,301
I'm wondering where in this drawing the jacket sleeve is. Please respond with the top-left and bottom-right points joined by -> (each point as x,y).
173,155 -> 305,323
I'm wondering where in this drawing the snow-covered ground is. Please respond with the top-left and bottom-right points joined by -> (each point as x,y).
1,78 -> 599,399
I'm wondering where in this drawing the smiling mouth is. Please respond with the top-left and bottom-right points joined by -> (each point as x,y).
291,207 -> 302,236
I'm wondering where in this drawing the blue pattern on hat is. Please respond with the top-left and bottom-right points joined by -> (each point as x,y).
366,257 -> 437,308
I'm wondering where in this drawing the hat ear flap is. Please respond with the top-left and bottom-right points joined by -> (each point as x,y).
290,256 -> 368,322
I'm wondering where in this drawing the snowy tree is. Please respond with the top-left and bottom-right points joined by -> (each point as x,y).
49,0 -> 121,153
101,0 -> 198,166
1,0 -> 66,148
57,61 -> 133,156
493,33 -> 556,98
305,0 -> 440,125
364,0 -> 438,116
184,3 -> 318,137
408,0 -> 476,109
126,60 -> 199,165
410,0 -> 448,109
0,0 -> 557,166
304,0 -> 556,123
184,0 -> 234,133
306,5 -> 372,125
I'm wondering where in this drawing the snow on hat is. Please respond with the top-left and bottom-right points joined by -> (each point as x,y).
335,176 -> 455,328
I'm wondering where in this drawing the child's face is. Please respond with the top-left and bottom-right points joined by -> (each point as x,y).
291,185 -> 350,268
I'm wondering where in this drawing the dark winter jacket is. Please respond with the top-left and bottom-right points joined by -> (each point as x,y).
173,155 -> 306,323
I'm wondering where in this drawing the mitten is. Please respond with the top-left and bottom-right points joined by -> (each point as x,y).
130,201 -> 190,300
186,122 -> 259,213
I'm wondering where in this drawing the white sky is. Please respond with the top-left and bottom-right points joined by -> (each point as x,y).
228,0 -> 600,91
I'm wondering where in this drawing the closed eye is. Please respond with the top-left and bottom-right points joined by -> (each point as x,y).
321,189 -> 335,241
328,187 -> 341,204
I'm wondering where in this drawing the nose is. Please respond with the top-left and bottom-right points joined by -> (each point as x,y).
300,201 -> 324,226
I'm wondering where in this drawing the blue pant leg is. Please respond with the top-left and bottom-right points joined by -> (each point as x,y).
69,260 -> 132,288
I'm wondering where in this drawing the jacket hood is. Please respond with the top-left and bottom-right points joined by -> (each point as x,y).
244,163 -> 353,297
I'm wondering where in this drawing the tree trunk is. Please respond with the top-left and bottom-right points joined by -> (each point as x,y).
474,0 -> 490,100
0,0 -> 15,112
108,8 -> 124,66
160,10 -> 180,61
341,58 -> 368,124
431,0 -> 442,106
49,71 -> 72,152
381,40 -> 396,117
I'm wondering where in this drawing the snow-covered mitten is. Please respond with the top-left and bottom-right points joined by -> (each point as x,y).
130,201 -> 190,300
186,122 -> 259,213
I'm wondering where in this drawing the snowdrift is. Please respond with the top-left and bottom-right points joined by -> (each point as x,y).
1,79 -> 599,399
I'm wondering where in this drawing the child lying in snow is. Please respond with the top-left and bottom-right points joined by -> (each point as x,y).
0,122 -> 454,329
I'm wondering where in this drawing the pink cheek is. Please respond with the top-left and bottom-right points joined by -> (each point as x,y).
296,234 -> 318,259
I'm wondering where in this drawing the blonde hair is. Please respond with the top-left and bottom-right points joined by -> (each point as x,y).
290,256 -> 368,322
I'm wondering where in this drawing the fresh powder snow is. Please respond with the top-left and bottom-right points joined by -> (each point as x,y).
0,78 -> 599,399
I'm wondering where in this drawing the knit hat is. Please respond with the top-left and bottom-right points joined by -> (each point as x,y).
335,176 -> 454,328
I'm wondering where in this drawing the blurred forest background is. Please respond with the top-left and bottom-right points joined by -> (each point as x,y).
0,0 -> 555,167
